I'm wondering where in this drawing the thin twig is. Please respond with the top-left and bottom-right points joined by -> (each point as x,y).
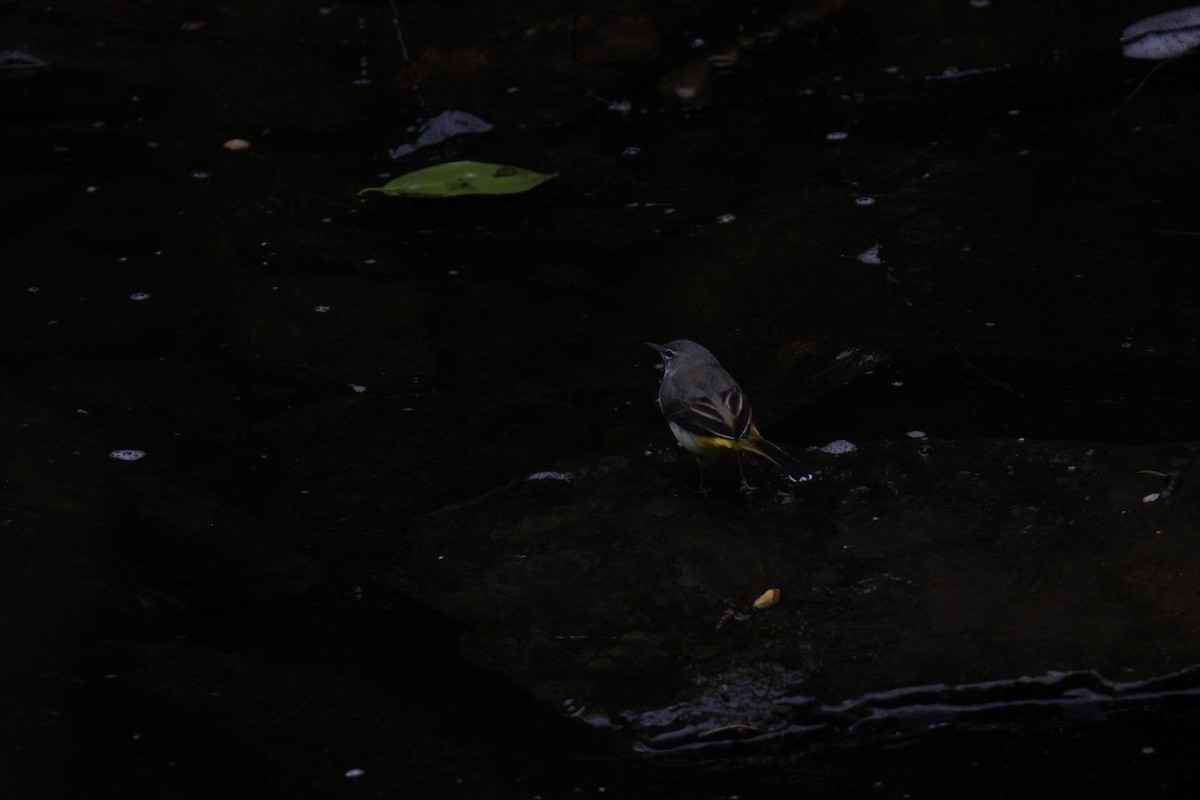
387,0 -> 428,110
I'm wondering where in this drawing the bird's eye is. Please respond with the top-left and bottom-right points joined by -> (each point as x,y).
663,349 -> 675,358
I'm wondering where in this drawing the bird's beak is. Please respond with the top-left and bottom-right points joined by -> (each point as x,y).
644,341 -> 664,353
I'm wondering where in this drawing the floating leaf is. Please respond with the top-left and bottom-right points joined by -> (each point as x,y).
359,161 -> 557,198
0,49 -> 47,80
1122,6 -> 1200,59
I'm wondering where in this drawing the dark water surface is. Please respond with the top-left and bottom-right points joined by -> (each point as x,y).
4,1 -> 1200,797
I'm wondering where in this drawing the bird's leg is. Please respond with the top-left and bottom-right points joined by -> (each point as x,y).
695,456 -> 710,497
735,449 -> 756,493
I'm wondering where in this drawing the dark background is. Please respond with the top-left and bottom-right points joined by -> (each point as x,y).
3,1 -> 1200,797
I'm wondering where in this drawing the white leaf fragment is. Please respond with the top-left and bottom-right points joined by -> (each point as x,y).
388,110 -> 493,159
1122,7 -> 1200,59
857,243 -> 884,264
527,471 -> 572,483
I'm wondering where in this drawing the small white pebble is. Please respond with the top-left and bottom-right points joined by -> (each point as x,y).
349,384 -> 366,393
826,131 -> 849,141
130,292 -> 150,301
27,286 -> 39,293
344,768 -> 365,778
622,146 -> 641,156
1142,492 -> 1161,503
191,171 -> 209,180
819,439 -> 858,455
223,138 -> 252,151
716,213 -> 736,224
109,449 -> 147,462
854,196 -> 876,206
313,305 -> 331,313
906,430 -> 927,439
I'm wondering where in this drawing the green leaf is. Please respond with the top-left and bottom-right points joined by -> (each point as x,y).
358,161 -> 558,198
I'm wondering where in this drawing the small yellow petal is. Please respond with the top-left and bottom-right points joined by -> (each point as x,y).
752,588 -> 781,609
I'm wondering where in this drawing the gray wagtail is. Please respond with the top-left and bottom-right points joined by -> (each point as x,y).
646,339 -> 813,487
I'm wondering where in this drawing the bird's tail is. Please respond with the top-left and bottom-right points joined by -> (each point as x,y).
742,432 -> 815,483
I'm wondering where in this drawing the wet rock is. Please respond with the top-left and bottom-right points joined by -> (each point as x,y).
390,437 -> 1200,760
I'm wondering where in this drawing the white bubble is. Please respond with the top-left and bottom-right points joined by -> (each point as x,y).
855,196 -> 876,206
130,292 -> 150,301
109,449 -> 147,462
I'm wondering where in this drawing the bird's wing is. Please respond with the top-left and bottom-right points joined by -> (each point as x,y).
661,385 -> 753,441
